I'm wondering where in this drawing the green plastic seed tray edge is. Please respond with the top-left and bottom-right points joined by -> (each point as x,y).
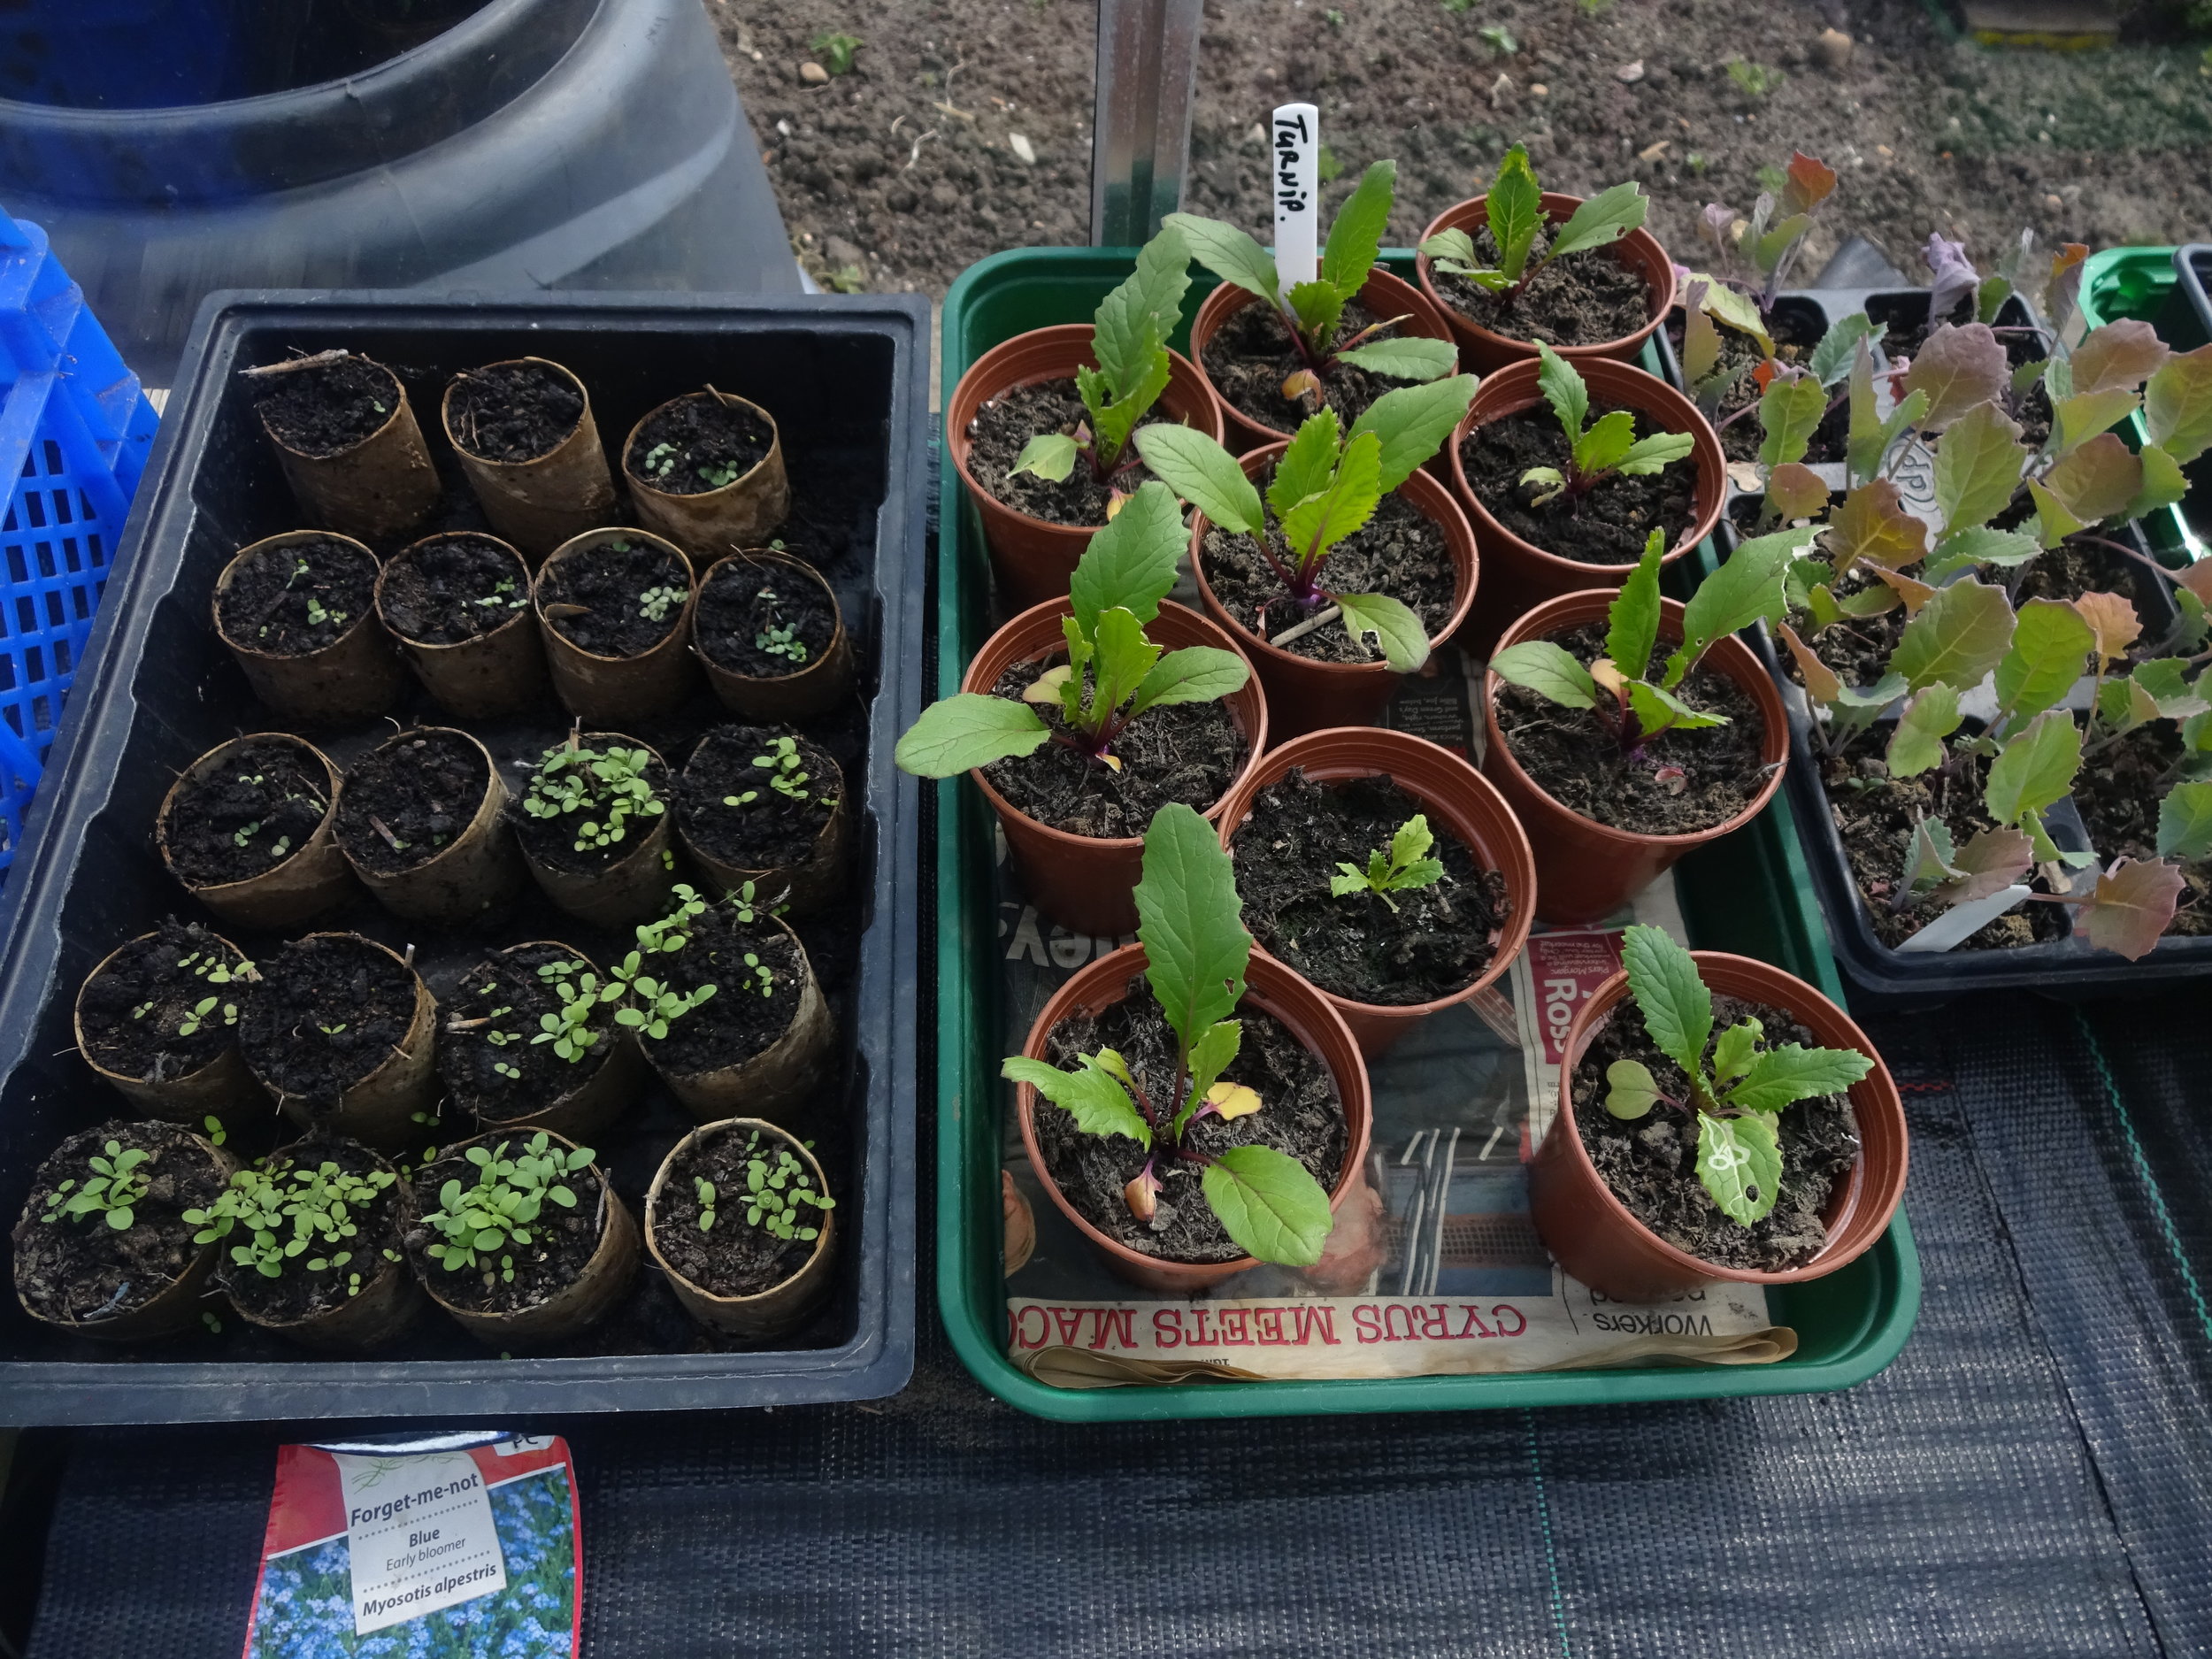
2077,244 -> 2206,564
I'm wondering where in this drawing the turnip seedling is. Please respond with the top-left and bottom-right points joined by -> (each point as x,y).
1514,343 -> 1694,508
1419,145 -> 1648,306
1329,814 -> 1445,912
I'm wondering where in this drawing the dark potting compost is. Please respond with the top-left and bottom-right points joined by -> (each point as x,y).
511,741 -> 671,878
163,740 -> 334,887
626,396 -> 773,495
238,936 -> 419,1107
695,557 -> 838,678
978,661 -> 1247,836
214,1139 -> 407,1326
1493,626 -> 1764,833
216,537 -> 380,656
1201,297 -> 1412,434
653,1127 -> 826,1299
1570,995 -> 1860,1272
445,361 -> 584,463
1201,488 -> 1455,663
11,1121 -> 228,1325
541,538 -> 690,657
1459,402 -> 1698,564
678,727 -> 839,873
405,1146 -> 608,1315
440,944 -> 621,1121
640,907 -> 807,1078
1433,225 -> 1652,348
2063,723 -> 2210,938
380,535 -> 531,645
1236,772 -> 1510,1005
334,730 -> 491,875
253,356 -> 403,457
1034,983 -> 1345,1263
77,919 -> 253,1083
965,380 -> 1164,526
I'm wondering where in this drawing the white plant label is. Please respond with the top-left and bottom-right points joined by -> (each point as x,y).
334,1449 -> 509,1634
1271,103 -> 1320,288
1895,884 -> 2033,952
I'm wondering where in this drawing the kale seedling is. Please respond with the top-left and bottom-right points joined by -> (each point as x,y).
895,481 -> 1250,776
1418,145 -> 1648,306
1688,151 -> 1837,318
1002,803 -> 1336,1265
1169,159 -> 1460,397
1133,377 -> 1479,670
810,30 -> 861,74
1328,814 -> 1445,912
421,1133 -> 595,1280
41,1140 -> 151,1231
185,1157 -> 398,1294
1514,343 -> 1694,509
521,739 -> 665,854
1600,926 -> 1871,1225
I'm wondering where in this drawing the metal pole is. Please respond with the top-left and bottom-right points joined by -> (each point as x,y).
1090,0 -> 1203,248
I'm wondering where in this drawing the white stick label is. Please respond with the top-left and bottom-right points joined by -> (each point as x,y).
334,1450 -> 509,1634
1271,103 -> 1320,288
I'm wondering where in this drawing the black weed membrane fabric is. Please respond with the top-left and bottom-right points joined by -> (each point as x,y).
22,987 -> 2212,1659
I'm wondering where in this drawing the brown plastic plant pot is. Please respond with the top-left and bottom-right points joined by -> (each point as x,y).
945,323 -> 1225,611
1213,727 -> 1538,1057
375,533 -> 549,718
1481,592 -> 1788,926
517,734 -> 681,931
73,930 -> 265,1122
644,913 -> 837,1128
11,1125 -> 238,1343
536,528 -> 702,723
960,596 -> 1270,940
695,549 -> 857,722
212,532 -> 407,724
1187,268 -> 1457,454
417,1132 -> 642,1348
622,388 -> 791,555
250,934 -> 440,1148
1414,191 -> 1676,375
680,756 -> 849,920
449,943 -> 647,1143
1529,949 -> 1909,1301
252,355 -> 442,541
157,734 -> 354,929
1187,442 -> 1479,741
334,727 -> 526,926
441,357 -> 618,558
644,1118 -> 839,1339
1012,943 -> 1374,1294
219,1140 -> 424,1352
1448,356 -> 1724,654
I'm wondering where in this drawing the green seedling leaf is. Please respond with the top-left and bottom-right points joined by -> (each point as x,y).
1808,312 -> 1881,388
1932,401 -> 2027,534
1604,1059 -> 1664,1119
1486,146 -> 1545,280
1887,683 -> 1962,777
2132,657 -> 2212,718
1088,606 -> 1162,721
1162,212 -> 1280,307
1606,529 -> 1664,684
2042,432 -> 2140,527
1334,334 -> 1458,383
1891,577 -> 2014,692
1573,409 -> 1639,476
1724,1043 -> 1874,1114
2125,442 -> 2189,522
1002,1056 -> 1152,1148
1904,817 -> 1962,893
1757,372 -> 1829,470
1825,480 -> 1928,575
2012,357 -> 2051,397
1628,679 -> 1729,736
1010,433 -> 1079,482
1286,280 -> 1347,349
1321,160 -> 1396,296
2029,478 -> 2085,550
1617,430 -> 1697,476
1985,710 -> 2083,827
1417,227 -> 1499,285
1682,274 -> 1771,357
2144,344 -> 2212,465
1269,408 -> 1342,517
1697,1110 -> 1782,1225
2070,319 -> 2170,396
1712,1019 -> 1763,1087
2157,780 -> 2212,860
1679,286 -> 1726,394
1901,322 -> 2007,431
1128,646 -> 1250,715
1489,640 -> 1597,708
1092,225 -> 1190,388
1069,480 -> 1186,631
2051,388 -> 2139,457
1993,598 -> 2096,731
1348,374 -> 1479,492
1536,342 -> 1589,442
1133,425 -> 1265,535
1179,1018 -> 1243,1129
1922,525 -> 2041,583
1333,591 -> 1432,672
1547,180 -> 1648,261
1663,526 -> 1804,685
2077,858 -> 2186,962
894,695 -> 1048,777
1620,925 -> 1711,1080
1134,802 -> 1251,1050
1202,1144 -> 1334,1266
1279,430 -> 1383,568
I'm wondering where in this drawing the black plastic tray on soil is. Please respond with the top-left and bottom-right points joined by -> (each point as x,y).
0,290 -> 927,1422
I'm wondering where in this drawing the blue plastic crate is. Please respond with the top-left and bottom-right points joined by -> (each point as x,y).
0,208 -> 157,874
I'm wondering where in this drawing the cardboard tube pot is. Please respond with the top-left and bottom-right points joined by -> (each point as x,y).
644,1118 -> 839,1338
1448,357 -> 1724,654
213,533 -> 406,724
536,529 -> 701,723
1482,592 -> 1787,925
1530,951 -> 1909,1301
451,944 -> 647,1144
1188,269 -> 1456,454
252,355 -> 441,541
1189,444 -> 1479,741
157,735 -> 353,929
946,324 -> 1225,610
73,930 -> 265,1122
334,728 -> 524,925
219,1140 -> 423,1352
247,934 -> 439,1148
416,1132 -> 641,1348
441,357 -> 617,557
645,914 -> 836,1128
961,597 -> 1269,939
516,737 -> 680,931
1013,944 -> 1372,1294
679,755 -> 849,920
376,534 -> 549,718
622,388 -> 791,553
1215,727 -> 1538,1056
1414,191 -> 1676,374
12,1125 -> 237,1343
695,549 -> 857,722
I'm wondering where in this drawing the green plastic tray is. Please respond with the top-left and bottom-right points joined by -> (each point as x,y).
2078,244 -> 2206,563
933,247 -> 1922,1420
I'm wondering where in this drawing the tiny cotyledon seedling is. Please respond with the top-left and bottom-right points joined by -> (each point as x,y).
1329,814 -> 1446,912
521,739 -> 665,854
185,1157 -> 399,1294
420,1133 -> 596,1283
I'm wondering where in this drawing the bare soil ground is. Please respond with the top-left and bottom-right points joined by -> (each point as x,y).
714,0 -> 2212,301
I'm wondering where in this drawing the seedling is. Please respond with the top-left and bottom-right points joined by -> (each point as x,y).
41,1140 -> 151,1231
735,1136 -> 834,1241
421,1133 -> 595,1279
1724,57 -> 1785,97
752,588 -> 810,664
174,996 -> 240,1038
895,481 -> 1250,775
1133,377 -> 1478,670
1513,343 -> 1694,508
725,734 -> 829,810
1687,151 -> 1838,317
810,30 -> 861,75
1169,160 -> 1459,396
638,584 -> 686,623
522,740 -> 665,854
606,885 -> 728,1037
185,1157 -> 397,1286
1329,814 -> 1445,912
532,958 -> 608,1063
1002,803 -> 1335,1266
695,1177 -> 718,1232
1600,926 -> 1871,1225
1419,146 -> 1648,307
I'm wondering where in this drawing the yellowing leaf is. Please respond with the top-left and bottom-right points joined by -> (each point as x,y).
2072,589 -> 2143,666
1282,368 -> 1321,403
1826,480 -> 1928,573
2078,858 -> 2185,962
1205,1081 -> 1263,1120
1870,566 -> 1935,615
1022,664 -> 1073,703
1777,620 -> 1842,704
